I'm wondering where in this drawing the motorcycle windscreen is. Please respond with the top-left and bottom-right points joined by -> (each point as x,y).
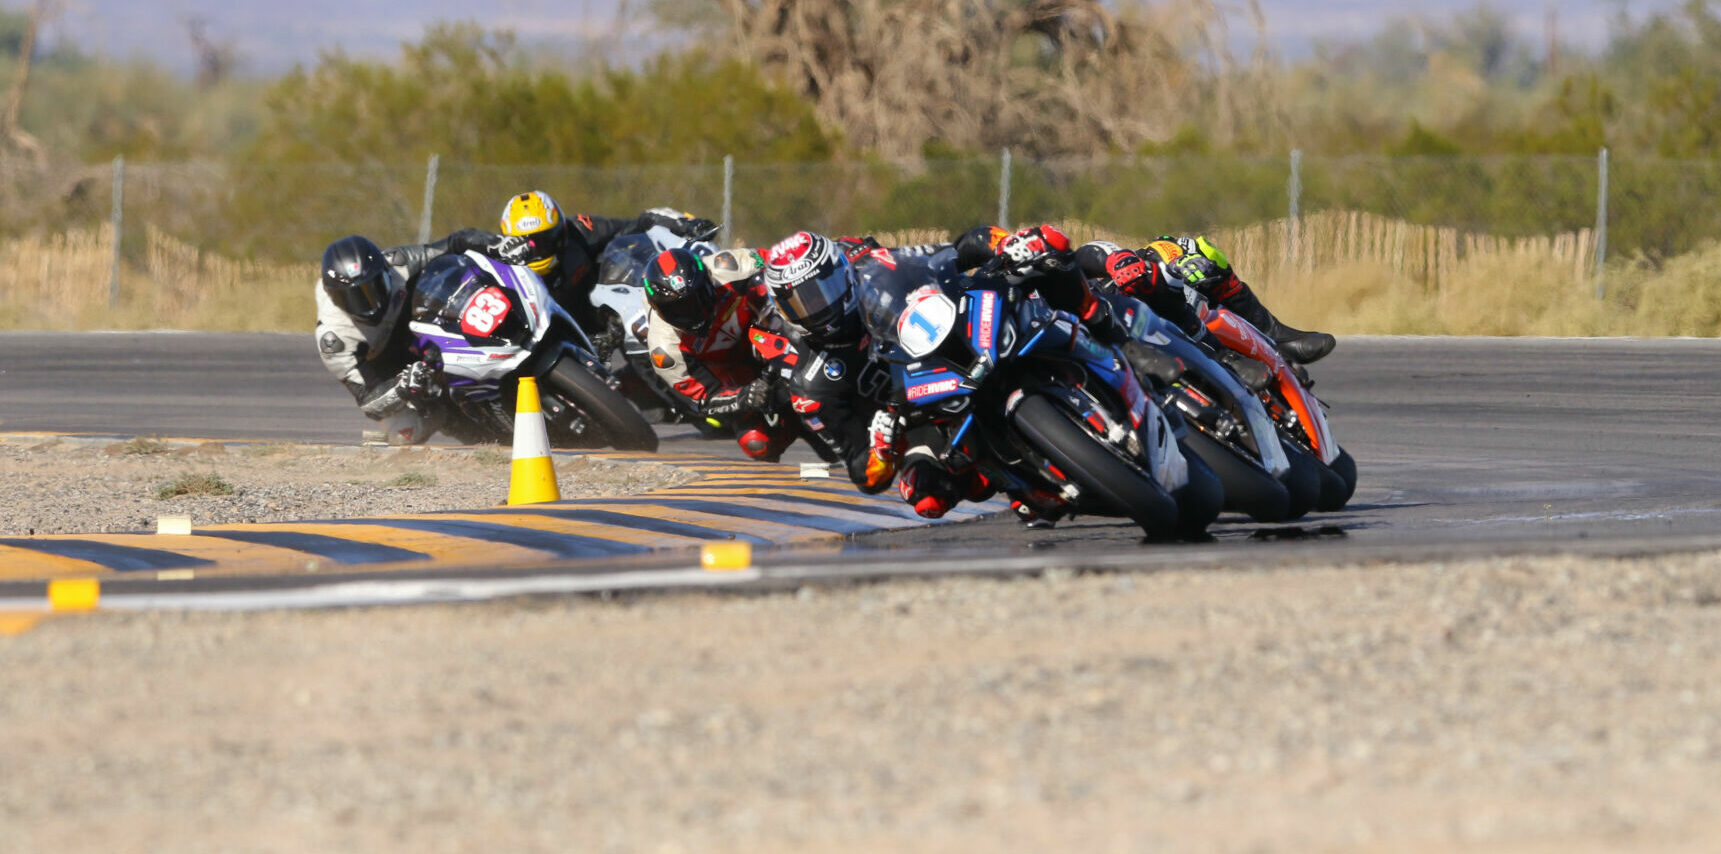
597,234 -> 661,287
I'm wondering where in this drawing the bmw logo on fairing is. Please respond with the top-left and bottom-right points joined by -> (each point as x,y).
823,358 -> 846,381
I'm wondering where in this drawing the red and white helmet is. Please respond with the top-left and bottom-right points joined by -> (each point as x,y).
764,231 -> 863,346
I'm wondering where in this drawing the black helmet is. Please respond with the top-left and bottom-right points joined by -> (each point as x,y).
642,247 -> 717,334
764,231 -> 863,347
321,235 -> 394,323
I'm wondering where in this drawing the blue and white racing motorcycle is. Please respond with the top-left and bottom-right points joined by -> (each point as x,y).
869,264 -> 1223,540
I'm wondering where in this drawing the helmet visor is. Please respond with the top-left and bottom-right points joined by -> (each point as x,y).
780,258 -> 851,330
328,271 -> 390,322
656,290 -> 712,333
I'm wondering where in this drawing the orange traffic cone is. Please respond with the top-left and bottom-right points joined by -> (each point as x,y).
507,376 -> 561,505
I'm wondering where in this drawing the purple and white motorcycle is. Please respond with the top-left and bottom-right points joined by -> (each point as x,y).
408,250 -> 658,451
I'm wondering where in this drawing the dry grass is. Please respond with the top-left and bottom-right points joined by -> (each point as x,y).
0,226 -> 313,332
1044,210 -> 1721,338
4,214 -> 1717,337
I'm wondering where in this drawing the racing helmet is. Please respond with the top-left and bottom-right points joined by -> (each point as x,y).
642,247 -> 717,334
499,190 -> 566,276
320,235 -> 394,324
764,231 -> 863,347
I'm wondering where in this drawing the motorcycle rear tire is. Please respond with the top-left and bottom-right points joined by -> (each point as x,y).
544,357 -> 660,453
1181,428 -> 1291,522
1010,393 -> 1179,540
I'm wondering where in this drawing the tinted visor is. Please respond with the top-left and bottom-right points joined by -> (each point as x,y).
656,287 -> 713,333
780,258 -> 851,331
327,271 -> 390,322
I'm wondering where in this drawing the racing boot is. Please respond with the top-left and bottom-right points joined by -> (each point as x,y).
1220,280 -> 1336,364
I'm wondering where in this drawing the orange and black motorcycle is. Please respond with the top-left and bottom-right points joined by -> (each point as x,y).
1201,305 -> 1357,511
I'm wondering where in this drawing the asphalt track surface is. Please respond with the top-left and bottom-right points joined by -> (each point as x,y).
3,332 -> 1720,599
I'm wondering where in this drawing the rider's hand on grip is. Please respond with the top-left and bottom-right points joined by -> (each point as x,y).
1170,253 -> 1221,287
737,378 -> 775,412
1103,250 -> 1150,293
998,225 -> 1072,272
679,217 -> 720,240
399,360 -> 441,409
487,234 -> 535,266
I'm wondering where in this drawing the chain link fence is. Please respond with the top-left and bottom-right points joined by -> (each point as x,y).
3,151 -> 1718,332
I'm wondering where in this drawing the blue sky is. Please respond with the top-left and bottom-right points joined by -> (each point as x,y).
22,1 -> 1690,76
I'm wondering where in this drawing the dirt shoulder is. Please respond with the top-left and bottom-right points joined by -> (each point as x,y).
0,436 -> 695,536
3,550 -> 1720,852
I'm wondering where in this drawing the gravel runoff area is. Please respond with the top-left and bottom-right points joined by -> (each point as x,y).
0,436 -> 696,536
4,549 -> 1721,852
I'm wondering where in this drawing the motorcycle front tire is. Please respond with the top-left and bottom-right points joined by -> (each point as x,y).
1180,428 -> 1291,522
1010,393 -> 1180,540
1315,445 -> 1358,512
544,356 -> 660,453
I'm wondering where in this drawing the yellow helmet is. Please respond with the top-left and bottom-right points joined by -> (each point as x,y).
499,190 -> 565,275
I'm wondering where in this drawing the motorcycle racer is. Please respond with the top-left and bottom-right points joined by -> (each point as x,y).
497,190 -> 718,337
642,245 -> 799,461
765,230 -> 994,518
315,231 -> 532,445
1073,234 -> 1336,364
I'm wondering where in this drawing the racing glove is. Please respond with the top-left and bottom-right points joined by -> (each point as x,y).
861,408 -> 903,491
1103,250 -> 1152,296
485,233 -> 535,266
398,360 -> 443,410
701,378 -> 774,417
997,225 -> 1073,274
358,360 -> 441,419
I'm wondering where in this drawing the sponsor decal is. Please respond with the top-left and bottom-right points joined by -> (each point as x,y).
765,232 -> 821,283
319,331 -> 345,354
767,231 -> 813,265
792,395 -> 821,414
650,347 -> 674,369
576,213 -> 594,231
868,247 -> 896,269
975,291 -> 996,346
906,377 -> 961,400
516,215 -> 543,231
823,357 -> 846,381
1146,239 -> 1184,262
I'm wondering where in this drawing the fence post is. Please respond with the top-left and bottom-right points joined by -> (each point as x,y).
1593,146 -> 1608,299
108,155 -> 124,308
417,154 -> 440,244
998,147 -> 1012,230
1287,149 -> 1302,267
721,154 -> 734,248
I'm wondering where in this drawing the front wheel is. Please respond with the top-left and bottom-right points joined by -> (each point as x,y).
1315,446 -> 1357,511
543,356 -> 659,452
1010,393 -> 1179,539
1180,428 -> 1290,522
